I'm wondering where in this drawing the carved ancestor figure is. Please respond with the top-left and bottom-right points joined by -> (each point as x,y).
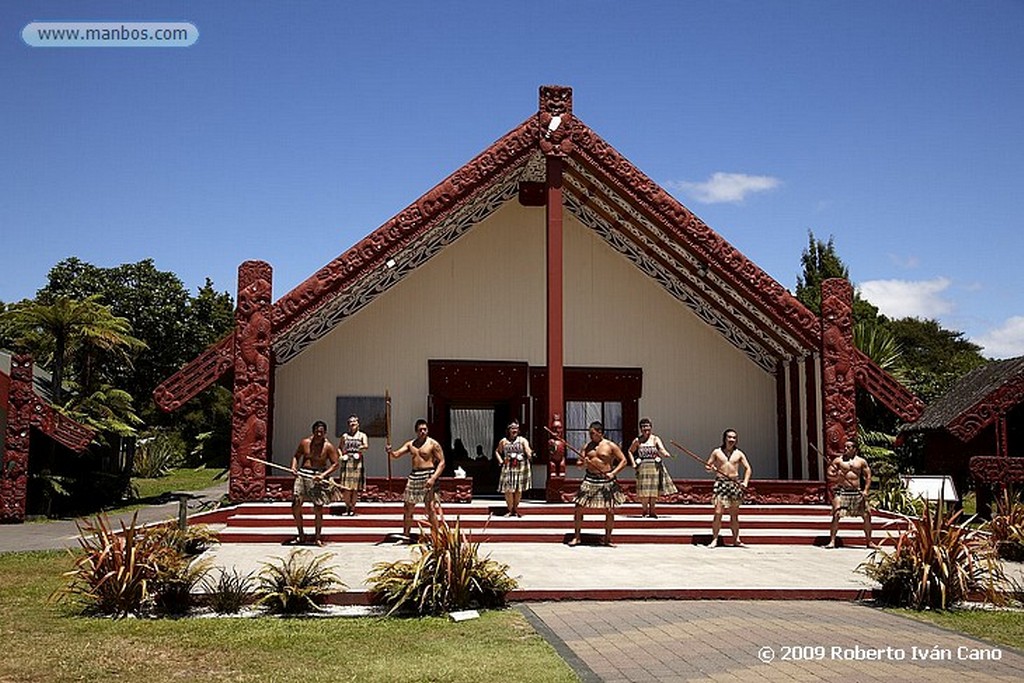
547,414 -> 566,479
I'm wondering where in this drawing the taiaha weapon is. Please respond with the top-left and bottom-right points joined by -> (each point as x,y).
246,455 -> 343,489
669,440 -> 746,487
385,389 -> 393,485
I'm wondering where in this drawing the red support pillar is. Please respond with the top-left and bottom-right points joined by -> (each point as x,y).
229,261 -> 273,502
820,279 -> 857,464
538,85 -> 574,500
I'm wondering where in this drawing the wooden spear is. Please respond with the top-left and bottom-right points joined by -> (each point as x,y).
385,389 -> 393,485
245,455 -> 343,489
669,440 -> 746,487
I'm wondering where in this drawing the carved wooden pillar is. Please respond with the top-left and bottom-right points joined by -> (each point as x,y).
539,85 -> 574,499
820,279 -> 857,463
229,261 -> 273,502
1,355 -> 34,522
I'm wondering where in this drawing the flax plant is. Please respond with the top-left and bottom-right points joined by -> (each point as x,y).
53,512 -> 168,617
368,505 -> 517,616
862,503 -> 1015,610
256,549 -> 344,614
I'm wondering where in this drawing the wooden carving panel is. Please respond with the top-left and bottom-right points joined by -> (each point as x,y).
853,349 -> 924,423
538,85 -> 574,157
820,279 -> 857,463
970,456 -> 1024,485
230,261 -> 272,502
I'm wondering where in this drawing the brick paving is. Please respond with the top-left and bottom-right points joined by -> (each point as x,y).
523,600 -> 1024,682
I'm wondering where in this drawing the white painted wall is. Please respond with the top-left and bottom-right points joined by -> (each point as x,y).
272,199 -> 779,480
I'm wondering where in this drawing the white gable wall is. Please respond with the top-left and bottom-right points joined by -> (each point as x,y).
273,199 -> 778,478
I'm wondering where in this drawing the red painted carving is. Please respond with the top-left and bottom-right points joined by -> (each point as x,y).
1,354 -> 93,522
229,261 -> 273,502
570,122 -> 821,350
970,456 -> 1024,485
853,349 -> 923,423
820,279 -> 857,463
546,414 -> 566,502
948,373 -> 1024,442
538,85 -> 574,157
153,334 -> 234,412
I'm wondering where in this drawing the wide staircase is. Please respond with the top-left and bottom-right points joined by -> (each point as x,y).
197,499 -> 908,547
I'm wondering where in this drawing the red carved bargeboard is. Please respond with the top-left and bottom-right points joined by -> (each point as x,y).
229,261 -> 272,502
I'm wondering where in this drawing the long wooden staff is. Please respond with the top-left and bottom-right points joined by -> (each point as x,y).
808,441 -> 832,472
543,425 -> 585,459
246,455 -> 343,489
385,389 -> 392,485
669,440 -> 745,487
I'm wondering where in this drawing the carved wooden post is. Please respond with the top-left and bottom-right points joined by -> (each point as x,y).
1,355 -> 35,522
820,279 -> 857,464
229,261 -> 273,502
540,85 -> 573,500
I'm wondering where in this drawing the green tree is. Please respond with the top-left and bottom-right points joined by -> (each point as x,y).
886,317 -> 987,403
795,231 -> 881,323
3,295 -> 145,406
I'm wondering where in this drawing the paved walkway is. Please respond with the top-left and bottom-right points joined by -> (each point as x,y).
522,600 -> 1024,682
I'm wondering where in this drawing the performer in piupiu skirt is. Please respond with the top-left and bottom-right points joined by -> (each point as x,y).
627,417 -> 677,518
495,419 -> 533,517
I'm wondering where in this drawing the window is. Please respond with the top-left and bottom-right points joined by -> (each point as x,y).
565,400 -> 623,452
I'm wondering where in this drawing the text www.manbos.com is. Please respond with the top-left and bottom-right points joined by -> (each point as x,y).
23,22 -> 198,48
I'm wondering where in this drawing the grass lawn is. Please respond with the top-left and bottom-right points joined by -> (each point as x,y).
131,466 -> 227,501
886,607 -> 1024,651
0,551 -> 579,683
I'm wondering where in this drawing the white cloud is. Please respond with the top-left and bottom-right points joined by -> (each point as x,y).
974,316 -> 1024,359
858,277 -> 954,319
886,253 -> 920,270
669,172 -> 781,204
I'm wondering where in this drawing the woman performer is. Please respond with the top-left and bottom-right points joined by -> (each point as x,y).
495,419 -> 534,517
336,414 -> 368,516
627,417 -> 677,517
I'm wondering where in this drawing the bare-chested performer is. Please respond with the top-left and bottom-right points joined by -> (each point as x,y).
568,421 -> 627,547
706,428 -> 752,547
627,417 -> 677,518
387,419 -> 445,537
495,419 -> 534,517
825,439 -> 875,548
289,420 -> 339,546
336,414 -> 368,516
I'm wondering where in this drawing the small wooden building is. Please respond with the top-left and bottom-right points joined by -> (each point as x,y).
153,86 -> 922,502
902,356 -> 1024,511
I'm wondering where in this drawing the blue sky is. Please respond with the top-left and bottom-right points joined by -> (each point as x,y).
3,1 -> 1023,358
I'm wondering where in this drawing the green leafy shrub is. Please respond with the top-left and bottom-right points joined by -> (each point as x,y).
133,430 -> 185,478
202,567 -> 255,614
256,549 -> 344,615
861,503 -> 1012,610
54,512 -> 169,617
871,477 -> 924,517
151,554 -> 211,616
368,506 -> 517,616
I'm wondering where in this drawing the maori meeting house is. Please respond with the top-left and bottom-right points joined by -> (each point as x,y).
146,85 -> 927,515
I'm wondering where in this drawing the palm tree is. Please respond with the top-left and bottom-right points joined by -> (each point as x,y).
3,295 -> 146,405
